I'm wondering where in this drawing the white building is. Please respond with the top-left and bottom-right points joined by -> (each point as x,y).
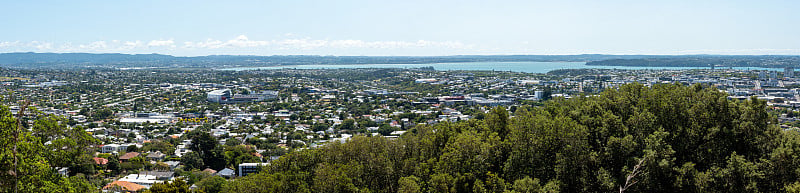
415,78 -> 437,83
101,144 -> 121,153
119,174 -> 163,188
174,140 -> 192,157
207,89 -> 232,103
101,143 -> 141,153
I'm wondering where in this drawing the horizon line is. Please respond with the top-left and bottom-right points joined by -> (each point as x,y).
3,52 -> 800,57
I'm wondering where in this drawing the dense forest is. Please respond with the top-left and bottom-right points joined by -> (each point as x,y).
225,83 -> 800,192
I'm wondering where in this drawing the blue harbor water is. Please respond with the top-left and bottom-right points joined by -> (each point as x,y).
218,62 -> 782,73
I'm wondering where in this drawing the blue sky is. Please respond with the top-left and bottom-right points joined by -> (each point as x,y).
0,0 -> 798,56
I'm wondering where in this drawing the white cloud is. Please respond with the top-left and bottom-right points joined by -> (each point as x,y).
23,41 -> 54,50
274,38 -> 327,50
180,35 -> 472,51
123,40 -> 144,49
183,39 -> 222,49
147,39 -> 175,47
0,35 -> 475,55
78,41 -> 107,50
3,35 -> 800,56
227,35 -> 270,47
0,41 -> 20,48
184,35 -> 270,49
272,38 -> 469,50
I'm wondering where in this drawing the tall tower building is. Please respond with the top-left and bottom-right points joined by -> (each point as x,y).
785,67 -> 794,78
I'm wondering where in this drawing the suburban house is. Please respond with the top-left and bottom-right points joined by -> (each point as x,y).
119,152 -> 141,162
93,157 -> 109,165
102,181 -> 146,193
216,168 -> 236,178
145,151 -> 165,161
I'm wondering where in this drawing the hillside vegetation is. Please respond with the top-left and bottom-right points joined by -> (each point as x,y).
225,83 -> 800,193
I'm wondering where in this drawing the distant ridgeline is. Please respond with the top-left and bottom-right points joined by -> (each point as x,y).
586,55 -> 800,68
0,52 -> 660,69
0,52 -> 651,69
1,52 -> 798,69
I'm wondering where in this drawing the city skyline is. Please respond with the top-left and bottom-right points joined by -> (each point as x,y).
1,0 -> 799,56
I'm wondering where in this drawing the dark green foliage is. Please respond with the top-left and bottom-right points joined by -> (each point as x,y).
145,179 -> 190,193
227,83 -> 798,192
542,86 -> 552,100
311,163 -> 362,193
377,125 -> 396,136
398,176 -> 422,193
188,132 -> 227,170
197,176 -> 227,193
180,151 -> 204,170
142,141 -> 175,155
107,155 -> 120,175
485,107 -> 509,140
337,119 -> 356,131
126,144 -> 139,153
94,108 -> 114,120
225,138 -> 242,146
0,106 -> 99,192
312,123 -> 330,132
223,145 -> 260,170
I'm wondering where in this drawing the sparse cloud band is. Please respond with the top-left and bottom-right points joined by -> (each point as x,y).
0,35 -> 473,55
1,35 -> 798,56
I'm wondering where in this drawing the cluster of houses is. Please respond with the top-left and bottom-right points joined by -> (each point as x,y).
97,147 -> 262,193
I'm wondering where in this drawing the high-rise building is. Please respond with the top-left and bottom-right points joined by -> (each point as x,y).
785,67 -> 794,78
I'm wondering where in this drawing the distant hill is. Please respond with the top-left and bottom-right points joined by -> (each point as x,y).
0,52 -> 798,69
0,52 -> 183,69
0,53 -> 657,69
